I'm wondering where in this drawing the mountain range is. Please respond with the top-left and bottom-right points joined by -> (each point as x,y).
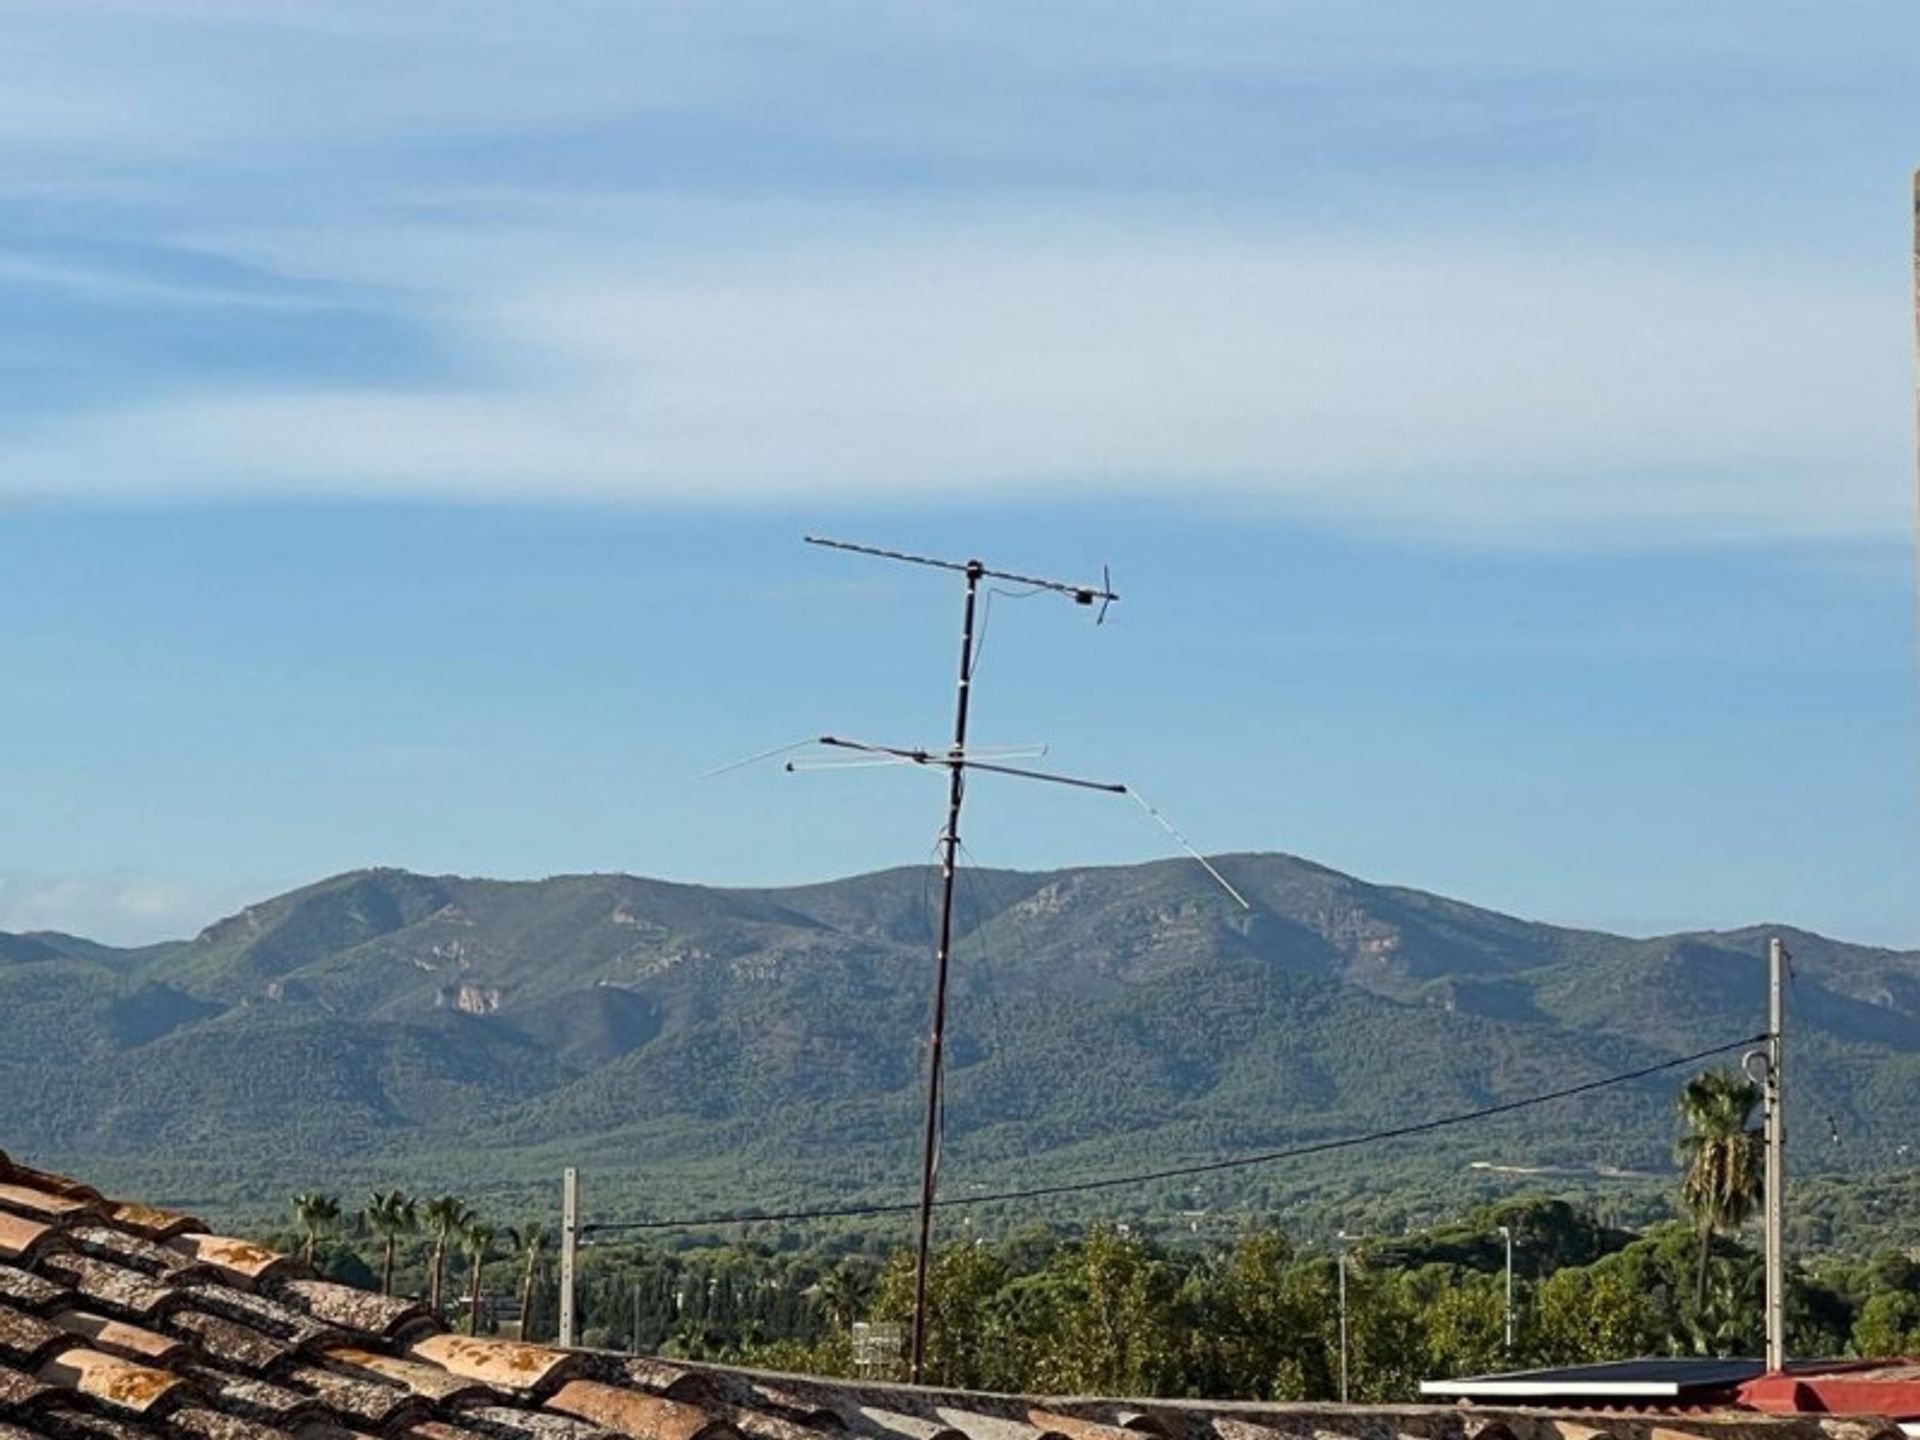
4,854 -> 1914,1233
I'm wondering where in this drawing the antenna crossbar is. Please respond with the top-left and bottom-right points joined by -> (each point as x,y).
804,535 -> 1118,606
807,734 -> 1123,792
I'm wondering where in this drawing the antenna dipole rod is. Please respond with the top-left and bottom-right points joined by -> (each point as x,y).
804,535 -> 1118,605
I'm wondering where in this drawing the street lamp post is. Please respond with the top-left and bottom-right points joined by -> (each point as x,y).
1496,1224 -> 1515,1354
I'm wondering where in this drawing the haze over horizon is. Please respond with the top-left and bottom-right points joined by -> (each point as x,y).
1,4 -> 1914,947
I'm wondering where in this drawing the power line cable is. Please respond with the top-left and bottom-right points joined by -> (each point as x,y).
581,1032 -> 1764,1235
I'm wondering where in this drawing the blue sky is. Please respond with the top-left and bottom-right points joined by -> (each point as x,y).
0,3 -> 1913,945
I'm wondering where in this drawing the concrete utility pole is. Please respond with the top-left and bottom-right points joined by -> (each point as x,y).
1747,938 -> 1787,1372
1497,1223 -> 1515,1354
1336,1230 -> 1359,1404
558,1168 -> 579,1348
1765,937 -> 1787,1373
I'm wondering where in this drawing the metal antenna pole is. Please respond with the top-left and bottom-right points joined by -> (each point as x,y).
801,536 -> 1120,1385
1765,936 -> 1787,1372
908,558 -> 982,1384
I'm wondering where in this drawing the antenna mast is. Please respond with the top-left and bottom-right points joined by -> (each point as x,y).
801,535 -> 1118,1384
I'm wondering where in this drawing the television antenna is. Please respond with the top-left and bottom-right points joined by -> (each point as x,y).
795,535 -> 1244,1383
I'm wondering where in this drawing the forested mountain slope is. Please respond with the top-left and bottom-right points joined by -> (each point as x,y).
4,854 -> 1913,1227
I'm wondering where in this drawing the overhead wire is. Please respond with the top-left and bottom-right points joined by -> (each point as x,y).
580,1031 -> 1766,1235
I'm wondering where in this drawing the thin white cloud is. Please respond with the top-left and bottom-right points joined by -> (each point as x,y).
4,215 -> 1907,543
0,870 -> 269,947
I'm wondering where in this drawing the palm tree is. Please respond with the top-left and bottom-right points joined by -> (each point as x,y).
1676,1068 -> 1764,1310
365,1190 -> 418,1298
510,1225 -> 549,1342
816,1263 -> 870,1332
422,1196 -> 475,1316
292,1192 -> 342,1269
463,1221 -> 499,1336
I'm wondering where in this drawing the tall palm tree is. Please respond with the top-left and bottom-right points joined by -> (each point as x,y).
422,1196 -> 475,1316
365,1190 -> 418,1298
292,1192 -> 342,1269
510,1225 -> 549,1342
1676,1068 -> 1764,1310
463,1221 -> 499,1336
816,1263 -> 870,1332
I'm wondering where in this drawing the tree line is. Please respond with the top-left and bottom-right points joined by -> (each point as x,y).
287,1189 -> 550,1338
276,1067 -> 1920,1398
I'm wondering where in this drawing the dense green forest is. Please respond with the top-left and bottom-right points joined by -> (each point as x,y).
280,1069 -> 1920,1403
288,1193 -> 1920,1401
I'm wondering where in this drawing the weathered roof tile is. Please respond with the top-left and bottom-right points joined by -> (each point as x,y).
267,1284 -> 427,1343
166,1313 -> 291,1376
0,1270 -> 66,1317
0,1308 -> 67,1369
282,1366 -> 429,1431
163,1242 -> 289,1293
0,1191 -> 92,1227
0,1219 -> 56,1267
34,1405 -> 157,1440
173,1368 -> 325,1429
105,1208 -> 201,1246
47,1314 -> 181,1368
35,1259 -> 174,1322
34,1348 -> 183,1417
167,1406 -> 293,1440
458,1406 -> 617,1440
609,1364 -> 714,1408
174,1289 -> 333,1351
62,1231 -> 196,1282
547,1382 -> 736,1440
0,1361 -> 54,1413
405,1339 -> 574,1398
316,1350 -> 488,1407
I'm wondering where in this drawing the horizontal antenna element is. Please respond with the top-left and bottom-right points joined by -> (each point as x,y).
804,535 -> 1118,609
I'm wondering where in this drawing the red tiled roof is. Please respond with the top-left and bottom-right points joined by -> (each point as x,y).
0,1148 -> 1905,1440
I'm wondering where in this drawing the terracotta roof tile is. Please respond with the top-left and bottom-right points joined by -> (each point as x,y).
173,1290 -> 332,1352
0,1270 -> 67,1315
266,1286 -> 426,1344
281,1366 -> 429,1431
1026,1415 -> 1141,1440
164,1315 -> 289,1377
0,1219 -> 56,1267
852,1408 -> 964,1440
456,1405 -> 616,1440
547,1384 -> 736,1440
166,1405 -> 292,1440
0,1361 -> 55,1412
0,1168 -> 101,1206
0,1191 -> 94,1227
34,1403 -> 158,1440
405,1339 -> 573,1398
316,1351 -> 488,1407
0,1422 -> 46,1440
0,1308 -> 69,1369
34,1349 -> 182,1417
46,1315 -> 181,1369
610,1365 -> 713,1408
33,1262 -> 174,1324
174,1368 -> 325,1429
103,1211 -> 201,1248
162,1244 -> 288,1293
